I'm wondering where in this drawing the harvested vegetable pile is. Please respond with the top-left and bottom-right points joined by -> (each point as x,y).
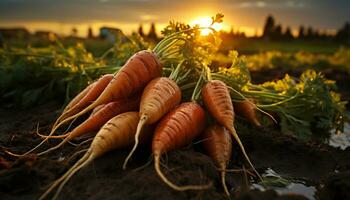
1,14 -> 348,199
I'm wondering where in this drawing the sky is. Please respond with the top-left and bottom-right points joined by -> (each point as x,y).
0,0 -> 349,37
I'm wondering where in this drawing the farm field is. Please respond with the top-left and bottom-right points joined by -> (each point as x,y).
1,9 -> 350,200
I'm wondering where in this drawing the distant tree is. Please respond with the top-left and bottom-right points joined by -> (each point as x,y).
148,22 -> 158,41
318,31 -> 331,40
298,25 -> 305,39
71,27 -> 78,37
229,27 -> 234,35
239,32 -> 246,38
273,24 -> 283,40
313,29 -> 320,39
254,29 -> 259,38
138,24 -> 145,37
284,26 -> 294,40
305,26 -> 314,39
87,27 -> 94,39
262,15 -> 275,40
0,32 -> 3,48
335,22 -> 350,43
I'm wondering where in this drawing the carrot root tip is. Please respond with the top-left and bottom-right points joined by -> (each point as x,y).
229,127 -> 263,182
221,170 -> 230,196
122,116 -> 148,170
154,154 -> 212,191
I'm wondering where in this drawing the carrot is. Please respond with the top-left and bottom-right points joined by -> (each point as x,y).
50,82 -> 96,131
89,104 -> 106,118
152,102 -> 211,191
233,99 -> 261,127
15,51 -> 161,157
39,74 -> 112,141
63,82 -> 96,114
202,124 -> 232,196
123,77 -> 181,169
36,95 -> 141,156
53,74 -> 114,128
201,80 -> 261,180
50,50 -> 162,136
39,112 -> 152,200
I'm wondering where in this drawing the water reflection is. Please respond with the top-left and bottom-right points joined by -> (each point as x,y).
252,168 -> 317,200
329,122 -> 350,150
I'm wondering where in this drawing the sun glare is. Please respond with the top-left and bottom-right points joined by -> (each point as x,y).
190,16 -> 222,35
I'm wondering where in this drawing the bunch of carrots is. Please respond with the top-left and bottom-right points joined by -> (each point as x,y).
6,14 -> 347,199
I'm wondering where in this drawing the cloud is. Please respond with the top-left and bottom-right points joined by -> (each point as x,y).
238,0 -> 305,9
0,0 -> 349,31
140,15 -> 159,22
239,1 -> 266,8
286,1 -> 305,8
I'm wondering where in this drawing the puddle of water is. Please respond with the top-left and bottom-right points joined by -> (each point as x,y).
252,168 -> 317,200
329,122 -> 350,150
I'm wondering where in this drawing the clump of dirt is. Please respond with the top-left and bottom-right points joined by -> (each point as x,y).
317,170 -> 350,200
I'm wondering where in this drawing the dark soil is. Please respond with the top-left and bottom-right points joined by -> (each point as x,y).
0,100 -> 349,200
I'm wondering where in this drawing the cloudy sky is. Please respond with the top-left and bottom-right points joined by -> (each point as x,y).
0,0 -> 349,36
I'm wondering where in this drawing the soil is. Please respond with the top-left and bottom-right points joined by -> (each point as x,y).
0,69 -> 349,200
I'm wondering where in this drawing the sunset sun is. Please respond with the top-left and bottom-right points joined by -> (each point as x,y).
190,16 -> 223,35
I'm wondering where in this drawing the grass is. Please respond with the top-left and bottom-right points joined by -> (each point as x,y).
220,38 -> 342,54
3,36 -> 345,56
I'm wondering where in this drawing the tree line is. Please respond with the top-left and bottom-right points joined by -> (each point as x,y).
137,15 -> 349,44
261,15 -> 350,43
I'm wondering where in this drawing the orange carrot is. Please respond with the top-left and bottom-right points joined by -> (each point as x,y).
89,104 -> 106,118
36,95 -> 141,156
47,74 -> 113,137
233,99 -> 261,127
63,82 -> 96,114
55,74 -> 114,126
123,77 -> 181,169
39,112 -> 152,200
50,82 -> 96,131
201,80 -> 261,180
19,51 -> 161,157
152,102 -> 211,191
51,50 -> 162,136
202,124 -> 232,196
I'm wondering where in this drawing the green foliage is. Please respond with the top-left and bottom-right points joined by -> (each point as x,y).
101,32 -> 151,66
212,51 -> 251,90
252,70 -> 347,140
208,49 -> 348,141
243,49 -> 350,72
332,47 -> 350,71
259,177 -> 290,187
0,40 -> 123,107
160,16 -> 222,68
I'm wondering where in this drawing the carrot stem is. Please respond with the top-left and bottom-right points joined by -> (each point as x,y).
256,92 -> 299,108
191,70 -> 205,102
176,68 -> 193,85
180,82 -> 196,91
169,60 -> 184,82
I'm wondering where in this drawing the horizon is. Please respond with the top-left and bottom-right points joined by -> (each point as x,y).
1,0 -> 349,37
